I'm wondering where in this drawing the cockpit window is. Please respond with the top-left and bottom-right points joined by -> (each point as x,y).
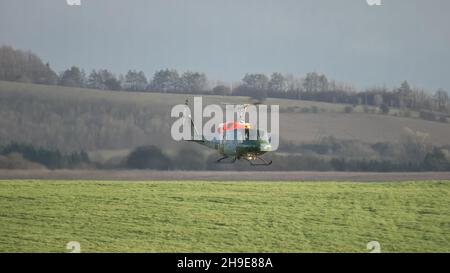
258,130 -> 269,141
221,129 -> 269,141
244,129 -> 268,141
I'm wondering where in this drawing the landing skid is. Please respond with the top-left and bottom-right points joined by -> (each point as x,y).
217,156 -> 237,164
245,156 -> 272,166
216,156 -> 272,166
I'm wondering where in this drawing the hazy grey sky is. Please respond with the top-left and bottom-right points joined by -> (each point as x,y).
1,0 -> 449,91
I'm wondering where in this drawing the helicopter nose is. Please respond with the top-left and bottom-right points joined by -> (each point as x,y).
260,142 -> 272,152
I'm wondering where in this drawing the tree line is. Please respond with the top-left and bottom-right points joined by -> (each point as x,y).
0,45 -> 58,85
123,142 -> 450,172
0,142 -> 89,169
3,140 -> 449,171
1,45 -> 449,114
123,127 -> 450,172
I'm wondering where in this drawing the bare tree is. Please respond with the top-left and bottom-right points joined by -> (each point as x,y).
434,89 -> 449,112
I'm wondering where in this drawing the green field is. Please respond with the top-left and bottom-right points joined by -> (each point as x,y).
0,180 -> 449,252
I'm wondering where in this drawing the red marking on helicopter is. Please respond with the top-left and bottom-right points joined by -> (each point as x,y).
217,121 -> 252,134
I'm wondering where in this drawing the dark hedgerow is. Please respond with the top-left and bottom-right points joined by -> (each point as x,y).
0,142 -> 90,169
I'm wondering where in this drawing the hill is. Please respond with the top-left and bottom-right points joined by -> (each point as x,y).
1,80 -> 450,166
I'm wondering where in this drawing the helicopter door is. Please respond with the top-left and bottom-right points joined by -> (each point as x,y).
223,130 -> 237,155
223,139 -> 236,155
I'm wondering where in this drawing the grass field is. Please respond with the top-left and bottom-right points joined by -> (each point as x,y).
0,180 -> 449,252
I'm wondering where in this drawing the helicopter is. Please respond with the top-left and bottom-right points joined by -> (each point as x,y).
181,99 -> 273,166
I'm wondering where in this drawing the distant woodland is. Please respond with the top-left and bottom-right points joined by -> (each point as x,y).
1,45 -> 449,116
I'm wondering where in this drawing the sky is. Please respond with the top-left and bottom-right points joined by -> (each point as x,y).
0,0 -> 449,91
